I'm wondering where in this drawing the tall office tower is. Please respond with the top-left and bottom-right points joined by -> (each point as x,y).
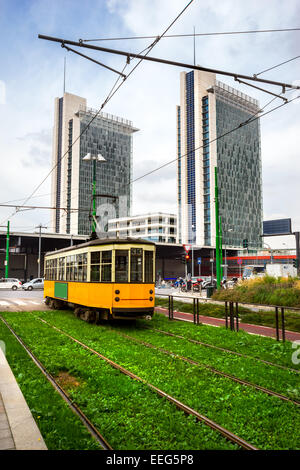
177,70 -> 263,249
51,93 -> 138,235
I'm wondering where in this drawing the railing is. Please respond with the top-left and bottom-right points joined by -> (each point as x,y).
156,292 -> 300,342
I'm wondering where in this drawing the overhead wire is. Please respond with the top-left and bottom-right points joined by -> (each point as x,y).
82,27 -> 300,43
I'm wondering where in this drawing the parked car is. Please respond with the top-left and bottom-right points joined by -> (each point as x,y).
22,278 -> 44,291
0,278 -> 22,290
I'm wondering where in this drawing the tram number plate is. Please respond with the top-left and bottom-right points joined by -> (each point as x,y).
54,282 -> 68,300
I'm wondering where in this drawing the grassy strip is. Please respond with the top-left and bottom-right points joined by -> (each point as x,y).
151,310 -> 299,370
212,276 -> 300,309
156,296 -> 300,333
1,312 -> 237,450
0,319 -> 102,450
107,321 -> 300,401
23,310 -> 300,450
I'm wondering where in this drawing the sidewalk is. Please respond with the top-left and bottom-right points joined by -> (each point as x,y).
0,346 -> 47,450
155,307 -> 300,342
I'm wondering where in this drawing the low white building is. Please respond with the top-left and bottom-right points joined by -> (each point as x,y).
108,213 -> 177,243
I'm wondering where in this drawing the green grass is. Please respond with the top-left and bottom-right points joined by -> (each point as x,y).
156,296 -> 300,333
0,319 -> 102,450
0,312 -> 238,450
4,310 -> 299,450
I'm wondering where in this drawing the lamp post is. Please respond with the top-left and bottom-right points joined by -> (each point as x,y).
264,242 -> 273,264
82,153 -> 106,236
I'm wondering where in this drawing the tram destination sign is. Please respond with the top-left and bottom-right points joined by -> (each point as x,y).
263,218 -> 292,237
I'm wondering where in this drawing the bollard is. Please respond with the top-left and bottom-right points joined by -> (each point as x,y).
275,307 -> 280,341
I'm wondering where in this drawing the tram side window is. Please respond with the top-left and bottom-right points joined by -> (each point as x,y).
115,250 -> 128,282
131,248 -> 142,282
58,257 -> 65,281
90,251 -> 100,282
77,253 -> 87,281
46,258 -> 57,280
90,251 -> 112,282
144,251 -> 153,283
101,251 -> 112,282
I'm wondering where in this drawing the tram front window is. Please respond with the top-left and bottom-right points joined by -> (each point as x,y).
115,250 -> 129,282
131,248 -> 143,282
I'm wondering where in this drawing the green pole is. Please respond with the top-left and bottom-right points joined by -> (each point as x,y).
219,216 -> 223,280
5,221 -> 9,278
92,158 -> 96,235
215,167 -> 221,289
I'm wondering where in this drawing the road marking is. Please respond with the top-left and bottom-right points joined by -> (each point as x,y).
0,301 -> 9,306
28,301 -> 41,305
11,300 -> 27,306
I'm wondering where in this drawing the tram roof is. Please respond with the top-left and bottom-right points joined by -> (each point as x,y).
45,237 -> 156,256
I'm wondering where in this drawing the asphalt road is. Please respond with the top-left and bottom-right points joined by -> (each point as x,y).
0,288 -> 46,311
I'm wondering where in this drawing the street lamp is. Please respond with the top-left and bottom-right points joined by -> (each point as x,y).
263,242 -> 273,264
82,153 -> 106,236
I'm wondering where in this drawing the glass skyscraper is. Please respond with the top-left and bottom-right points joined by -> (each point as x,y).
51,93 -> 138,235
177,70 -> 263,249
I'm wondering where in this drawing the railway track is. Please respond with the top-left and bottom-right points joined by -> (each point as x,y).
108,328 -> 300,406
142,324 -> 300,375
27,315 -> 259,450
0,315 -> 112,451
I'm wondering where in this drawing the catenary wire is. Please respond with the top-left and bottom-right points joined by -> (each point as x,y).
254,54 -> 300,77
82,27 -> 300,43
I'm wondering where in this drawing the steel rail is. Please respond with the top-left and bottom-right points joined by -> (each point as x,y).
110,329 -> 300,406
33,316 -> 258,450
152,307 -> 300,374
38,34 -> 300,92
0,315 -> 112,451
146,322 -> 300,375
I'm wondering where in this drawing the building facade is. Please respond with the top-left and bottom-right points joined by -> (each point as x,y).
51,93 -> 138,235
177,70 -> 263,249
108,213 -> 177,243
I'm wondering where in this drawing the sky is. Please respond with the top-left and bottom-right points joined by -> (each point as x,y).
0,0 -> 299,249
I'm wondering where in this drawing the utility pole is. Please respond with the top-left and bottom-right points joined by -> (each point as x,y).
5,221 -> 9,279
215,168 -> 221,289
36,224 -> 47,278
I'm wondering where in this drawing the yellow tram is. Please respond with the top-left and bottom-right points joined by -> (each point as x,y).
44,238 -> 155,321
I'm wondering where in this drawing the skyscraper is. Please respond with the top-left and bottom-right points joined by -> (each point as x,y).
177,70 -> 263,249
51,92 -> 138,235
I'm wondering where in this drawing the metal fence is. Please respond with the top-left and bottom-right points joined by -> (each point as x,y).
157,293 -> 300,342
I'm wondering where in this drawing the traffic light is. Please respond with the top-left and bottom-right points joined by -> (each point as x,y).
293,258 -> 298,268
242,239 -> 248,249
185,254 -> 190,261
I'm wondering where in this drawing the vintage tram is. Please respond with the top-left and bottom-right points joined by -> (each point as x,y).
44,238 -> 155,322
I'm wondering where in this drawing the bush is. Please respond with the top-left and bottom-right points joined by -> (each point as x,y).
213,276 -> 300,307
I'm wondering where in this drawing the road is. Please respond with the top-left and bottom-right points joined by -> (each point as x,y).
0,288 -> 46,312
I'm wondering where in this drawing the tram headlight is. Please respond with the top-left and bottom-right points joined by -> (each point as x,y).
149,289 -> 153,294
149,297 -> 153,302
115,297 -> 120,302
115,289 -> 120,294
